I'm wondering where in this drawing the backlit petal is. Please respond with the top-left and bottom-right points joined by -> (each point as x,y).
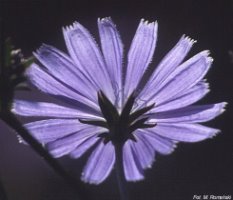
25,119 -> 87,144
132,131 -> 155,169
124,20 -> 158,100
82,141 -> 115,184
12,100 -> 102,120
63,22 -> 115,103
27,63 -> 100,114
136,81 -> 209,112
139,130 -> 176,155
34,44 -> 97,103
154,51 -> 212,105
152,103 -> 227,123
153,81 -> 209,112
70,135 -> 100,159
98,17 -> 123,107
47,126 -> 102,158
140,35 -> 195,98
151,123 -> 219,142
138,51 -> 212,108
123,140 -> 144,181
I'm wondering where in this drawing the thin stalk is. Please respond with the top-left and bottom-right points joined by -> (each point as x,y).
115,144 -> 128,200
1,112 -> 89,200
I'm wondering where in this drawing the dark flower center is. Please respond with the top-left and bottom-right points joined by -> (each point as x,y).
79,91 -> 156,145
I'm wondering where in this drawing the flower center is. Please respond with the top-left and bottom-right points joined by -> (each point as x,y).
79,91 -> 156,145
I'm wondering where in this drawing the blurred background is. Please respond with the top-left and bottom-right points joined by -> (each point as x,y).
0,0 -> 233,199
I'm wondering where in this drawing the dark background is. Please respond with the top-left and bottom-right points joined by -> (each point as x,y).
0,0 -> 233,200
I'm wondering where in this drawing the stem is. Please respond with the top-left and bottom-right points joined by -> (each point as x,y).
115,144 -> 128,200
1,112 -> 89,200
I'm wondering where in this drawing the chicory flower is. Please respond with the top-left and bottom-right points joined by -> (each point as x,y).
13,17 -> 226,184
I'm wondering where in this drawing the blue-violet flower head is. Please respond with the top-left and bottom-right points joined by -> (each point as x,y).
13,17 -> 226,184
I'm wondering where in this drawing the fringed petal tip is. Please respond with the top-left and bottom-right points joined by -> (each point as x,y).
181,35 -> 197,45
167,142 -> 178,154
80,174 -> 96,184
17,135 -> 25,144
139,18 -> 158,31
200,50 -> 214,64
209,129 -> 221,139
212,102 -> 228,117
80,171 -> 111,185
62,21 -> 79,32
204,83 -> 210,92
33,43 -> 52,58
16,134 -> 46,147
11,102 -> 17,114
201,79 -> 210,88
81,173 -> 115,185
98,17 -> 114,24
62,21 -> 84,36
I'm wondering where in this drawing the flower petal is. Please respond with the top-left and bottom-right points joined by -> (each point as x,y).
123,140 -> 144,181
153,51 -> 212,105
13,100 -> 102,120
27,63 -> 100,113
25,119 -> 87,144
140,35 -> 195,98
63,22 -> 115,103
151,103 -> 227,123
132,131 -> 155,169
153,81 -> 209,112
34,44 -> 97,103
47,126 -> 102,158
124,19 -> 158,99
139,130 -> 176,155
98,17 -> 123,107
69,135 -> 100,159
151,123 -> 220,142
137,51 -> 212,108
81,141 -> 115,184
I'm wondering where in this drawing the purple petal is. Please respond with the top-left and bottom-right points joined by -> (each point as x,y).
69,135 -> 99,159
137,51 -> 212,109
138,130 -> 176,155
47,126 -> 102,158
27,63 -> 100,113
25,119 -> 88,144
140,35 -> 195,98
13,100 -> 102,120
151,103 -> 227,123
34,45 -> 97,103
153,81 -> 209,112
124,19 -> 158,100
152,123 -> 220,142
123,140 -> 144,181
132,131 -> 155,169
153,51 -> 212,105
98,17 -> 123,107
81,141 -> 115,184
63,22 -> 115,103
